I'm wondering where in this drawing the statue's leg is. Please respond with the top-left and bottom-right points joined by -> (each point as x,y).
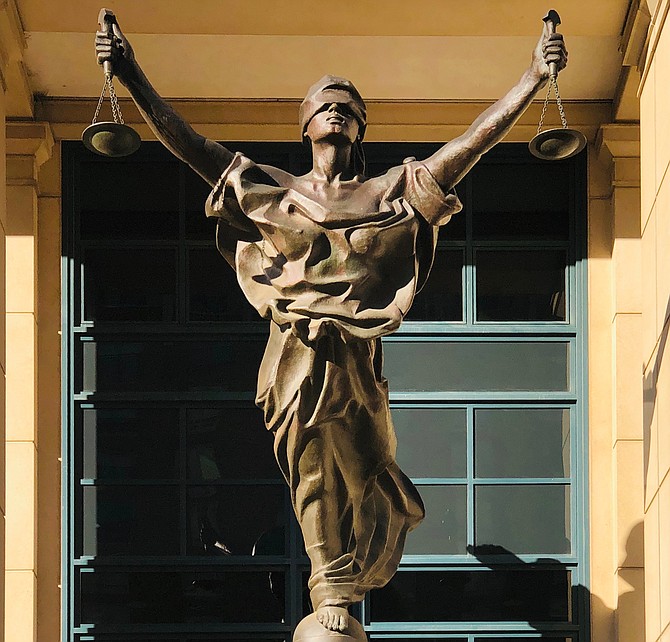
292,424 -> 365,612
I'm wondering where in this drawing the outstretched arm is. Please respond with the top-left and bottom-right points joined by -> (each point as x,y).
423,22 -> 568,192
95,13 -> 233,186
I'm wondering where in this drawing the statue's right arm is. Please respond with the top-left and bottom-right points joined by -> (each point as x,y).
96,21 -> 234,187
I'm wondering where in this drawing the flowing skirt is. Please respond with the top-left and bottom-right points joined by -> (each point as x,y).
256,322 -> 425,609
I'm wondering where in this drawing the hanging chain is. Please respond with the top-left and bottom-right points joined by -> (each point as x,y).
107,74 -> 125,124
91,73 -> 125,125
537,75 -> 569,134
537,82 -> 551,134
91,77 -> 107,125
551,76 -> 568,129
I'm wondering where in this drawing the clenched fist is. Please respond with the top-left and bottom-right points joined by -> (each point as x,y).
94,11 -> 136,84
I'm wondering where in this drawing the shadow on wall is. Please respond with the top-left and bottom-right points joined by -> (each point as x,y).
643,295 -> 670,490
463,525 -> 642,641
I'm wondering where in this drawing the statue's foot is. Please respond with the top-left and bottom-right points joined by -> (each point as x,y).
316,605 -> 349,632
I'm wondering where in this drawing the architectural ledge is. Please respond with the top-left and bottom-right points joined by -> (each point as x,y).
6,121 -> 54,167
597,123 -> 641,160
6,121 -> 55,185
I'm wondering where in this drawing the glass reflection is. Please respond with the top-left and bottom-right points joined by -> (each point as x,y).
472,163 -> 569,214
83,248 -> 177,322
404,485 -> 467,555
475,409 -> 570,478
392,408 -> 467,478
187,485 -> 287,556
384,341 -> 569,392
187,408 -> 280,481
406,249 -> 463,321
82,339 -> 266,393
475,485 -> 571,554
80,571 -> 285,624
82,408 -> 180,480
370,569 -> 570,622
82,486 -> 180,556
476,250 -> 566,322
188,248 -> 260,322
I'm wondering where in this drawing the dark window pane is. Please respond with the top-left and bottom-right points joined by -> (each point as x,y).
441,208 -> 466,240
185,168 -> 216,239
393,408 -> 467,478
80,209 -> 180,240
405,485 -> 466,555
80,161 -> 180,240
472,163 -> 569,214
406,249 -> 463,321
83,248 -> 177,322
476,638 -> 573,642
475,409 -> 570,478
475,485 -> 571,554
81,633 -> 181,642
81,486 -> 179,556
187,486 -> 286,556
81,339 -> 266,393
188,248 -> 260,322
473,209 -> 569,241
187,408 -> 280,481
370,569 -> 570,622
80,161 -> 180,212
383,341 -> 569,392
476,250 -> 566,322
79,570 -> 285,625
82,408 -> 180,480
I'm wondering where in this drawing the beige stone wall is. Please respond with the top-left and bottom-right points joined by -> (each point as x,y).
592,125 -> 645,642
0,67 -> 6,642
5,123 -> 54,642
640,1 -> 670,641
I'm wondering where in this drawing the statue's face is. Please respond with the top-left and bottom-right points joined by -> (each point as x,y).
305,102 -> 360,146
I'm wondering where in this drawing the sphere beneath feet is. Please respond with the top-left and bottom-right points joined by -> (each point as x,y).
293,613 -> 366,642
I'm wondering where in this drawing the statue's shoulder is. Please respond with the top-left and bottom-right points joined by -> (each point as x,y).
257,163 -> 296,188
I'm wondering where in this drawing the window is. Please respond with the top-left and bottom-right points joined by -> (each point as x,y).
63,142 -> 588,642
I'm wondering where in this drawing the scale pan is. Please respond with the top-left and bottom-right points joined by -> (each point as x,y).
528,127 -> 586,161
82,121 -> 141,157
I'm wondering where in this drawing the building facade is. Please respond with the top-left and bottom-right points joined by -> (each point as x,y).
0,0 -> 667,641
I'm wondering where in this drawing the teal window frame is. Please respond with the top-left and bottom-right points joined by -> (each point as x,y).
62,141 -> 588,642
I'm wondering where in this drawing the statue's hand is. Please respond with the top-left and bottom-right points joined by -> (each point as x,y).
531,26 -> 568,81
95,18 -> 136,83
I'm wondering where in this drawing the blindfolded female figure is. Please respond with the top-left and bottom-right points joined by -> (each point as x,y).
96,17 -> 567,637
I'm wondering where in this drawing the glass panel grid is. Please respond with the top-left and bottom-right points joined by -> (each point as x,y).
399,405 -> 574,562
64,143 -> 587,642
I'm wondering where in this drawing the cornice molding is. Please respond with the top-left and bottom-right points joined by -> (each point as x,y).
6,121 -> 55,168
597,123 -> 640,157
639,0 -> 670,94
620,0 -> 652,69
35,97 -> 613,144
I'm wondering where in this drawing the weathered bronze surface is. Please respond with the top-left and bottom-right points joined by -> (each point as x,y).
84,9 -> 140,157
94,9 -> 568,639
528,10 -> 586,160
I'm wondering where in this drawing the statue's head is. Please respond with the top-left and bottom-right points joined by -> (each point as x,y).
300,75 -> 367,174
300,75 -> 367,138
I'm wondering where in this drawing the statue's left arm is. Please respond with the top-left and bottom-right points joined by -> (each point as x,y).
423,25 -> 568,193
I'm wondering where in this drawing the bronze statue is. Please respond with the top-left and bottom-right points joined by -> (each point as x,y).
95,12 -> 567,640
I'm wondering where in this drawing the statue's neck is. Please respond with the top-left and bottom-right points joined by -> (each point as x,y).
310,142 -> 355,183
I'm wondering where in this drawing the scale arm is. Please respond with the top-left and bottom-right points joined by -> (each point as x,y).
96,8 -> 234,185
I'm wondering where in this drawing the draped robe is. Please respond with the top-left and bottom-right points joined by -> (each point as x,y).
206,152 -> 462,608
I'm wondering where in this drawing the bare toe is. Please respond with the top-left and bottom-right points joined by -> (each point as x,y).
338,613 -> 347,631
